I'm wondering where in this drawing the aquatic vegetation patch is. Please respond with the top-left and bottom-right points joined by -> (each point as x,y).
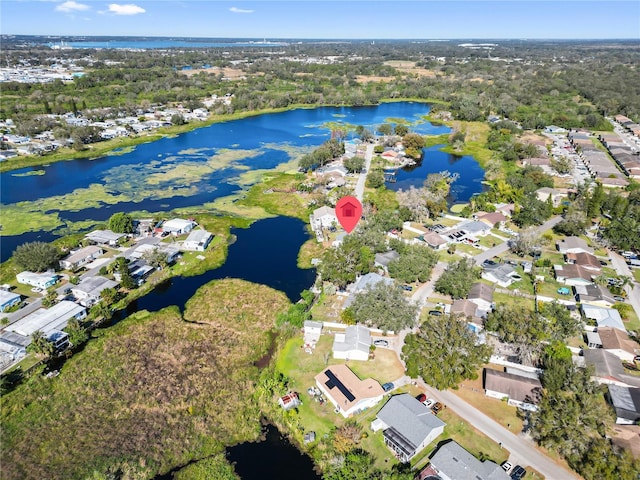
11,170 -> 45,177
203,195 -> 274,220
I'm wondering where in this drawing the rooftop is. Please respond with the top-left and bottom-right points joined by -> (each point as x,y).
315,364 -> 384,412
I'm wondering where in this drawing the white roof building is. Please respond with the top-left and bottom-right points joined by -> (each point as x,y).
182,229 -> 213,251
162,218 -> 196,235
333,325 -> 371,361
582,304 -> 626,332
5,301 -> 86,339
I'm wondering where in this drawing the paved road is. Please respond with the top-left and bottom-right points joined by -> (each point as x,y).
354,143 -> 374,202
608,250 -> 640,319
473,216 -> 563,265
419,381 -> 580,480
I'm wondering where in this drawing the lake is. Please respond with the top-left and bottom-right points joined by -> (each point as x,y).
0,102 -> 485,261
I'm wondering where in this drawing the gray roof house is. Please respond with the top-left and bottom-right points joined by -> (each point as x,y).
484,368 -> 542,411
59,245 -> 103,271
371,393 -> 446,463
459,220 -> 492,237
84,229 -> 125,246
451,299 -> 479,319
468,283 -> 494,313
71,276 -> 119,307
574,284 -> 616,308
583,349 -> 640,388
374,250 -> 400,269
607,385 -> 640,425
557,236 -> 594,255
581,304 -> 625,332
481,264 -> 520,288
343,273 -> 394,309
333,325 -> 371,361
428,441 -> 510,480
182,229 -> 213,251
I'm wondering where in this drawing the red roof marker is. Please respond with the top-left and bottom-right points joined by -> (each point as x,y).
335,196 -> 362,233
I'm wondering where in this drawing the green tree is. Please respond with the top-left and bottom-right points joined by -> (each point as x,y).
377,123 -> 393,136
319,235 -> 374,289
402,133 -> 425,158
350,282 -> 418,331
404,314 -> 492,390
108,212 -> 134,234
142,247 -> 169,269
343,156 -> 365,173
539,302 -> 579,341
387,244 -> 438,283
434,258 -> 480,299
26,330 -> 54,358
394,124 -> 409,136
12,241 -> 61,272
366,169 -> 385,189
64,318 -> 88,347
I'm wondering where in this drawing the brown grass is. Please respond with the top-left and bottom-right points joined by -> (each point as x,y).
178,66 -> 248,79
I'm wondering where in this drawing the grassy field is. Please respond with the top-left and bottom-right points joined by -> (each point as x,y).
1,279 -> 291,480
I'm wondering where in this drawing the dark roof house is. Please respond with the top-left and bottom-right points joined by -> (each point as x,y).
607,385 -> 640,424
428,441 -> 510,480
484,369 -> 542,411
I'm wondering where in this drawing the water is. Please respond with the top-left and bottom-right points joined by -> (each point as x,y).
226,424 -> 321,480
386,144 -> 487,204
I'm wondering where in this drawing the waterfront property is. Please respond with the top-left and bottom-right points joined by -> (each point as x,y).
424,440 -> 510,480
59,245 -> 104,271
161,218 -> 196,235
71,276 -> 119,307
315,364 -> 384,417
181,229 -> 213,252
84,229 -> 126,246
371,393 -> 446,462
332,325 -> 372,361
16,271 -> 58,289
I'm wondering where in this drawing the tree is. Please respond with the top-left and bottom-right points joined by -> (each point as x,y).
64,318 -> 88,346
108,212 -> 134,234
403,314 -> 492,390
171,113 -> 186,125
142,247 -> 169,270
350,282 -> 418,331
365,169 -> 385,189
387,244 -> 438,283
343,156 -> 365,173
377,123 -> 393,136
27,330 -> 54,358
539,302 -> 579,341
402,133 -> 425,158
510,227 -> 541,257
319,235 -> 374,289
551,156 -> 573,175
12,241 -> 61,272
394,124 -> 408,136
434,258 -> 480,299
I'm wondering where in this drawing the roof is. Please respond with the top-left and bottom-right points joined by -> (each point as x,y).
581,304 -> 625,331
574,284 -> 615,305
468,283 -> 494,303
610,425 -> 640,458
582,349 -> 640,387
5,301 -> 85,338
484,369 -> 542,404
312,205 -> 336,221
0,290 -> 21,305
451,299 -> 478,318
72,276 -> 118,296
608,385 -> 640,416
459,220 -> 490,234
557,236 -> 593,254
61,245 -> 102,265
482,264 -> 517,285
430,441 -> 510,480
566,252 -> 601,271
184,229 -> 212,244
315,364 -> 384,411
554,264 -> 594,282
477,212 -> 507,226
376,394 -> 446,449
598,327 -> 639,355
422,232 -> 447,246
84,229 -> 125,243
333,325 -> 371,355
162,218 -> 195,231
353,273 -> 394,292
17,271 -> 57,283
304,320 -> 323,330
375,250 -> 400,267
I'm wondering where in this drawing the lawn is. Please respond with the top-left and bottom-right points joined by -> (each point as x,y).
633,268 -> 640,283
494,292 -> 536,310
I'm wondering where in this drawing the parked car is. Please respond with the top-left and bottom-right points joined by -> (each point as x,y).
423,398 -> 436,408
431,402 -> 444,414
613,296 -> 625,302
30,287 -> 42,293
382,382 -> 394,392
373,339 -> 389,347
510,465 -> 526,480
399,284 -> 413,291
501,461 -> 513,473
482,259 -> 498,267
416,393 -> 427,403
428,310 -> 443,316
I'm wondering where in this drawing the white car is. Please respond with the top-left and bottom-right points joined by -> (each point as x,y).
31,287 -> 43,293
501,461 -> 513,473
423,398 -> 436,408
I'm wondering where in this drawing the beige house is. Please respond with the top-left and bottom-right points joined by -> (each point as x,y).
315,364 -> 384,417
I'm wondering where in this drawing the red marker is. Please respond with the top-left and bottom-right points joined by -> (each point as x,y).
335,196 -> 363,233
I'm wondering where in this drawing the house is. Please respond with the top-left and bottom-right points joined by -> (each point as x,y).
583,349 -> 640,388
451,299 -> 478,319
574,284 -> 616,308
607,385 -> 640,425
182,229 -> 213,251
420,232 -> 448,250
310,206 -> 338,235
370,393 -> 446,463
129,243 -> 180,264
481,264 -> 521,288
59,245 -> 103,271
162,218 -> 196,235
476,212 -> 508,228
468,283 -> 494,313
84,229 -> 125,246
333,325 -> 372,361
598,327 -> 639,362
459,221 -> 492,237
2,301 -> 86,348
16,271 -> 58,289
426,441 -> 510,480
278,392 -> 301,411
0,290 -> 21,312
582,304 -> 626,332
46,330 -> 70,351
303,320 -> 323,348
493,203 -> 515,217
610,425 -> 640,459
544,125 -> 567,134
557,236 -> 594,255
565,252 -> 602,273
71,276 -> 119,307
374,250 -> 400,270
343,273 -> 395,309
314,364 -> 384,417
484,368 -> 542,411
535,187 -> 569,207
554,264 -> 594,286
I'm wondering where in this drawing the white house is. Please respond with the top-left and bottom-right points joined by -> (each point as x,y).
468,283 -> 494,313
303,320 -> 323,348
182,229 -> 213,251
59,245 -> 103,271
4,301 -> 86,346
481,264 -> 521,288
427,441 -> 510,480
71,276 -> 119,307
162,218 -> 196,235
582,304 -> 626,332
84,229 -> 125,246
332,325 -> 371,361
315,364 -> 384,418
310,206 -> 338,237
0,290 -> 21,312
371,393 -> 446,463
16,271 -> 58,289
557,236 -> 594,255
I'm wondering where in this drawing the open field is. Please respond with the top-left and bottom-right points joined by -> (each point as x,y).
1,279 -> 291,480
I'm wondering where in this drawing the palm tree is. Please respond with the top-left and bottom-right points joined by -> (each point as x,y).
27,330 -> 54,358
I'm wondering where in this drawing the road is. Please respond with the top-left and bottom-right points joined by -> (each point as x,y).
608,250 -> 640,319
419,381 -> 580,480
473,216 -> 563,265
354,143 -> 374,202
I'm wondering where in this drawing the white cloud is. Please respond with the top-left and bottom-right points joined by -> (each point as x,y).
229,6 -> 254,14
55,1 -> 90,12
108,3 -> 146,15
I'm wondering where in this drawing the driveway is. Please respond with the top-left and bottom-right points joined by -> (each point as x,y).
608,250 -> 640,319
354,143 -> 374,201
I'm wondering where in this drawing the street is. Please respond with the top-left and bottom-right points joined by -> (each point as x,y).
354,143 -> 374,202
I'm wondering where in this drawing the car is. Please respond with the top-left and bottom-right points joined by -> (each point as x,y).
501,461 -> 513,473
399,284 -> 413,291
482,259 -> 498,267
510,465 -> 526,480
431,402 -> 443,414
382,382 -> 394,392
613,296 -> 625,302
423,398 -> 436,408
416,393 -> 427,403
30,287 -> 42,293
599,260 -> 609,266
428,310 -> 443,316
373,339 -> 389,348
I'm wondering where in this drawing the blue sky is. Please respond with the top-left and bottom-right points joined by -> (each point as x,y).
2,1 -> 639,39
